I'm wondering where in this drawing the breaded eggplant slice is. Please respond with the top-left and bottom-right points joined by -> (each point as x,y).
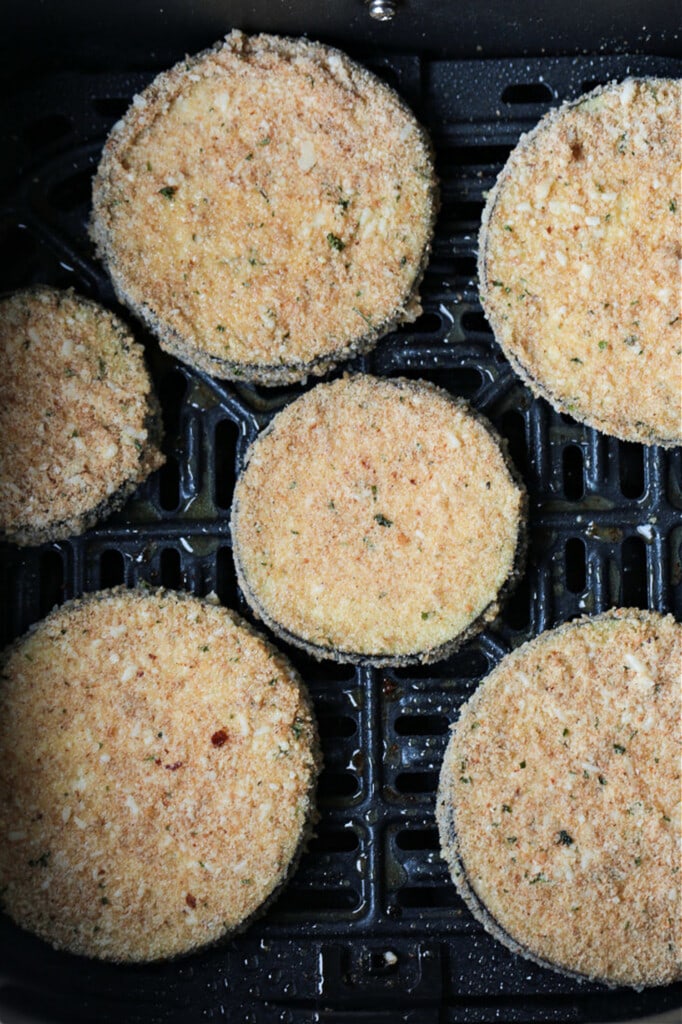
90,31 -> 437,385
231,374 -> 526,665
478,78 -> 681,446
0,587 -> 320,962
436,609 -> 682,989
0,287 -> 164,547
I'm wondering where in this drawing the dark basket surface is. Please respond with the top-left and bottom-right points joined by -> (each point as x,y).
0,48 -> 681,1024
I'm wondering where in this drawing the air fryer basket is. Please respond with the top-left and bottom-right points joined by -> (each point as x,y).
0,42 -> 680,1024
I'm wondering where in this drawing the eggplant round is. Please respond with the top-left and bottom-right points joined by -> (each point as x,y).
91,31 -> 438,385
478,78 -> 681,446
0,587 -> 320,961
437,609 -> 682,988
231,374 -> 526,665
0,286 -> 164,547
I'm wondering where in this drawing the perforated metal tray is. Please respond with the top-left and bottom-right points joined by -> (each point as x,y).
0,50 -> 680,1024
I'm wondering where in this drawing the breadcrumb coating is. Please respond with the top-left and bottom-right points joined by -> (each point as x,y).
0,588 -> 319,962
231,374 -> 525,664
0,287 -> 164,546
91,31 -> 437,384
479,78 -> 681,446
437,609 -> 682,988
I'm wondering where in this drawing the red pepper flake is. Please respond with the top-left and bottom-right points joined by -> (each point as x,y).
136,669 -> 145,677
185,893 -> 196,909
164,761 -> 183,771
211,729 -> 228,747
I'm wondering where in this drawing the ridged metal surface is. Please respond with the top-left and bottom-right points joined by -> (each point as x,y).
0,51 -> 680,1024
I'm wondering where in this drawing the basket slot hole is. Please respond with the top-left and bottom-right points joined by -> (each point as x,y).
394,771 -> 439,794
0,224 -> 40,289
214,419 -> 238,510
619,442 -> 645,498
502,572 -> 531,630
396,886 -> 458,908
367,950 -> 400,974
39,550 -> 64,615
47,167 -> 93,213
461,311 -> 493,335
439,144 -> 512,167
562,445 -> 584,500
565,538 -> 586,593
23,114 -> 73,151
317,712 -> 358,739
215,546 -> 238,607
317,771 -> 360,800
447,199 -> 485,223
309,826 -> 360,854
499,409 -> 528,477
93,97 -> 131,120
158,456 -> 180,511
159,369 -> 187,438
446,647 -> 489,678
395,827 -> 439,851
451,256 -> 477,278
100,549 -> 124,588
394,714 -> 449,736
0,223 -> 38,261
276,886 -> 360,913
369,64 -> 401,92
160,548 -> 182,589
501,82 -> 553,105
581,79 -> 608,94
621,536 -> 648,608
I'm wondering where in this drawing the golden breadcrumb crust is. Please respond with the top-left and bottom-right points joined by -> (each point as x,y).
90,31 -> 437,384
231,374 -> 526,664
479,78 -> 681,446
0,287 -> 164,546
0,588 -> 319,962
437,609 -> 682,988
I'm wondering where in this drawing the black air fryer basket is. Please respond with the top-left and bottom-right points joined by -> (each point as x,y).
0,3 -> 680,1022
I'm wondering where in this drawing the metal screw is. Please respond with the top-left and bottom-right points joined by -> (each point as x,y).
367,0 -> 397,21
